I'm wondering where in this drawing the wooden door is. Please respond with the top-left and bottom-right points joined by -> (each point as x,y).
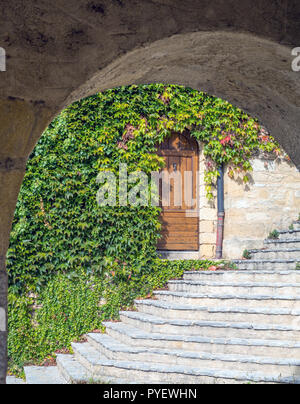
157,132 -> 199,251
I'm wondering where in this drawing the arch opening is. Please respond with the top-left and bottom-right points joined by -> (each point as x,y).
5,83 -> 300,378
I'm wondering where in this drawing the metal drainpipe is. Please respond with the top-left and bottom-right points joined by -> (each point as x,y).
216,165 -> 225,259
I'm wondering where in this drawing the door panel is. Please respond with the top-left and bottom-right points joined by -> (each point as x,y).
157,132 -> 199,251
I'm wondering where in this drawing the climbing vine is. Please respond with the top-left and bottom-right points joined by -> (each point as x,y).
8,84 -> 286,292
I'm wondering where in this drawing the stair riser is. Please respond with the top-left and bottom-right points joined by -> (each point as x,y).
279,232 -> 300,240
57,355 -> 135,385
86,337 -> 300,378
234,262 -> 297,270
136,303 -> 300,327
56,360 -> 73,384
184,273 -> 300,283
155,293 -> 299,310
120,315 -> 300,341
168,283 -> 300,297
264,242 -> 300,249
105,327 -> 300,360
6,377 -> 25,385
24,366 -> 67,384
251,251 -> 300,260
72,349 -> 271,384
293,223 -> 300,231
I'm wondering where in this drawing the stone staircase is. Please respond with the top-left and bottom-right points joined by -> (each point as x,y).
233,221 -> 300,271
11,221 -> 300,384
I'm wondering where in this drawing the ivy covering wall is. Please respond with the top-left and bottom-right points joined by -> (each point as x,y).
8,84 -> 284,293
7,84 -> 285,374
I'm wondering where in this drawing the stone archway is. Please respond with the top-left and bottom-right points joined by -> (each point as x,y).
0,0 -> 300,383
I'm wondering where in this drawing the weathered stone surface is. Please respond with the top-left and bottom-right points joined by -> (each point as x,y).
24,366 -> 67,384
223,157 -> 300,258
200,233 -> 216,245
200,244 -> 216,258
0,332 -> 6,385
6,376 -> 25,384
200,208 -> 218,222
0,0 -> 300,384
200,221 -> 215,234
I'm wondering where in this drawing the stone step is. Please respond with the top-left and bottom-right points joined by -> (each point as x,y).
264,239 -> 300,249
56,354 -> 93,384
6,376 -> 25,384
134,299 -> 300,327
71,340 -> 299,384
168,279 -> 300,297
119,311 -> 300,341
184,270 -> 300,283
104,321 -> 300,360
87,332 -> 300,378
232,259 -> 297,271
24,366 -> 67,384
154,290 -> 300,310
56,354 -> 134,384
249,248 -> 300,260
279,229 -> 300,240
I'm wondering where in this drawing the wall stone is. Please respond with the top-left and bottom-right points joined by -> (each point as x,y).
199,145 -> 217,258
223,157 -> 300,258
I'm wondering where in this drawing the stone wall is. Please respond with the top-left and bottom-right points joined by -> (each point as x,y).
222,157 -> 300,259
198,146 -> 217,259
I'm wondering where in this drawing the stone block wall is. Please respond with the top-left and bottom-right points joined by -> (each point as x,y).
198,146 -> 217,258
222,157 -> 300,259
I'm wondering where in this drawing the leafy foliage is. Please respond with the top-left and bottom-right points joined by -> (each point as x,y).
7,84 -> 284,293
242,249 -> 252,260
268,230 -> 280,240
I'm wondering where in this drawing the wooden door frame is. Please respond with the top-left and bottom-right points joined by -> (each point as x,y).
157,132 -> 200,253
